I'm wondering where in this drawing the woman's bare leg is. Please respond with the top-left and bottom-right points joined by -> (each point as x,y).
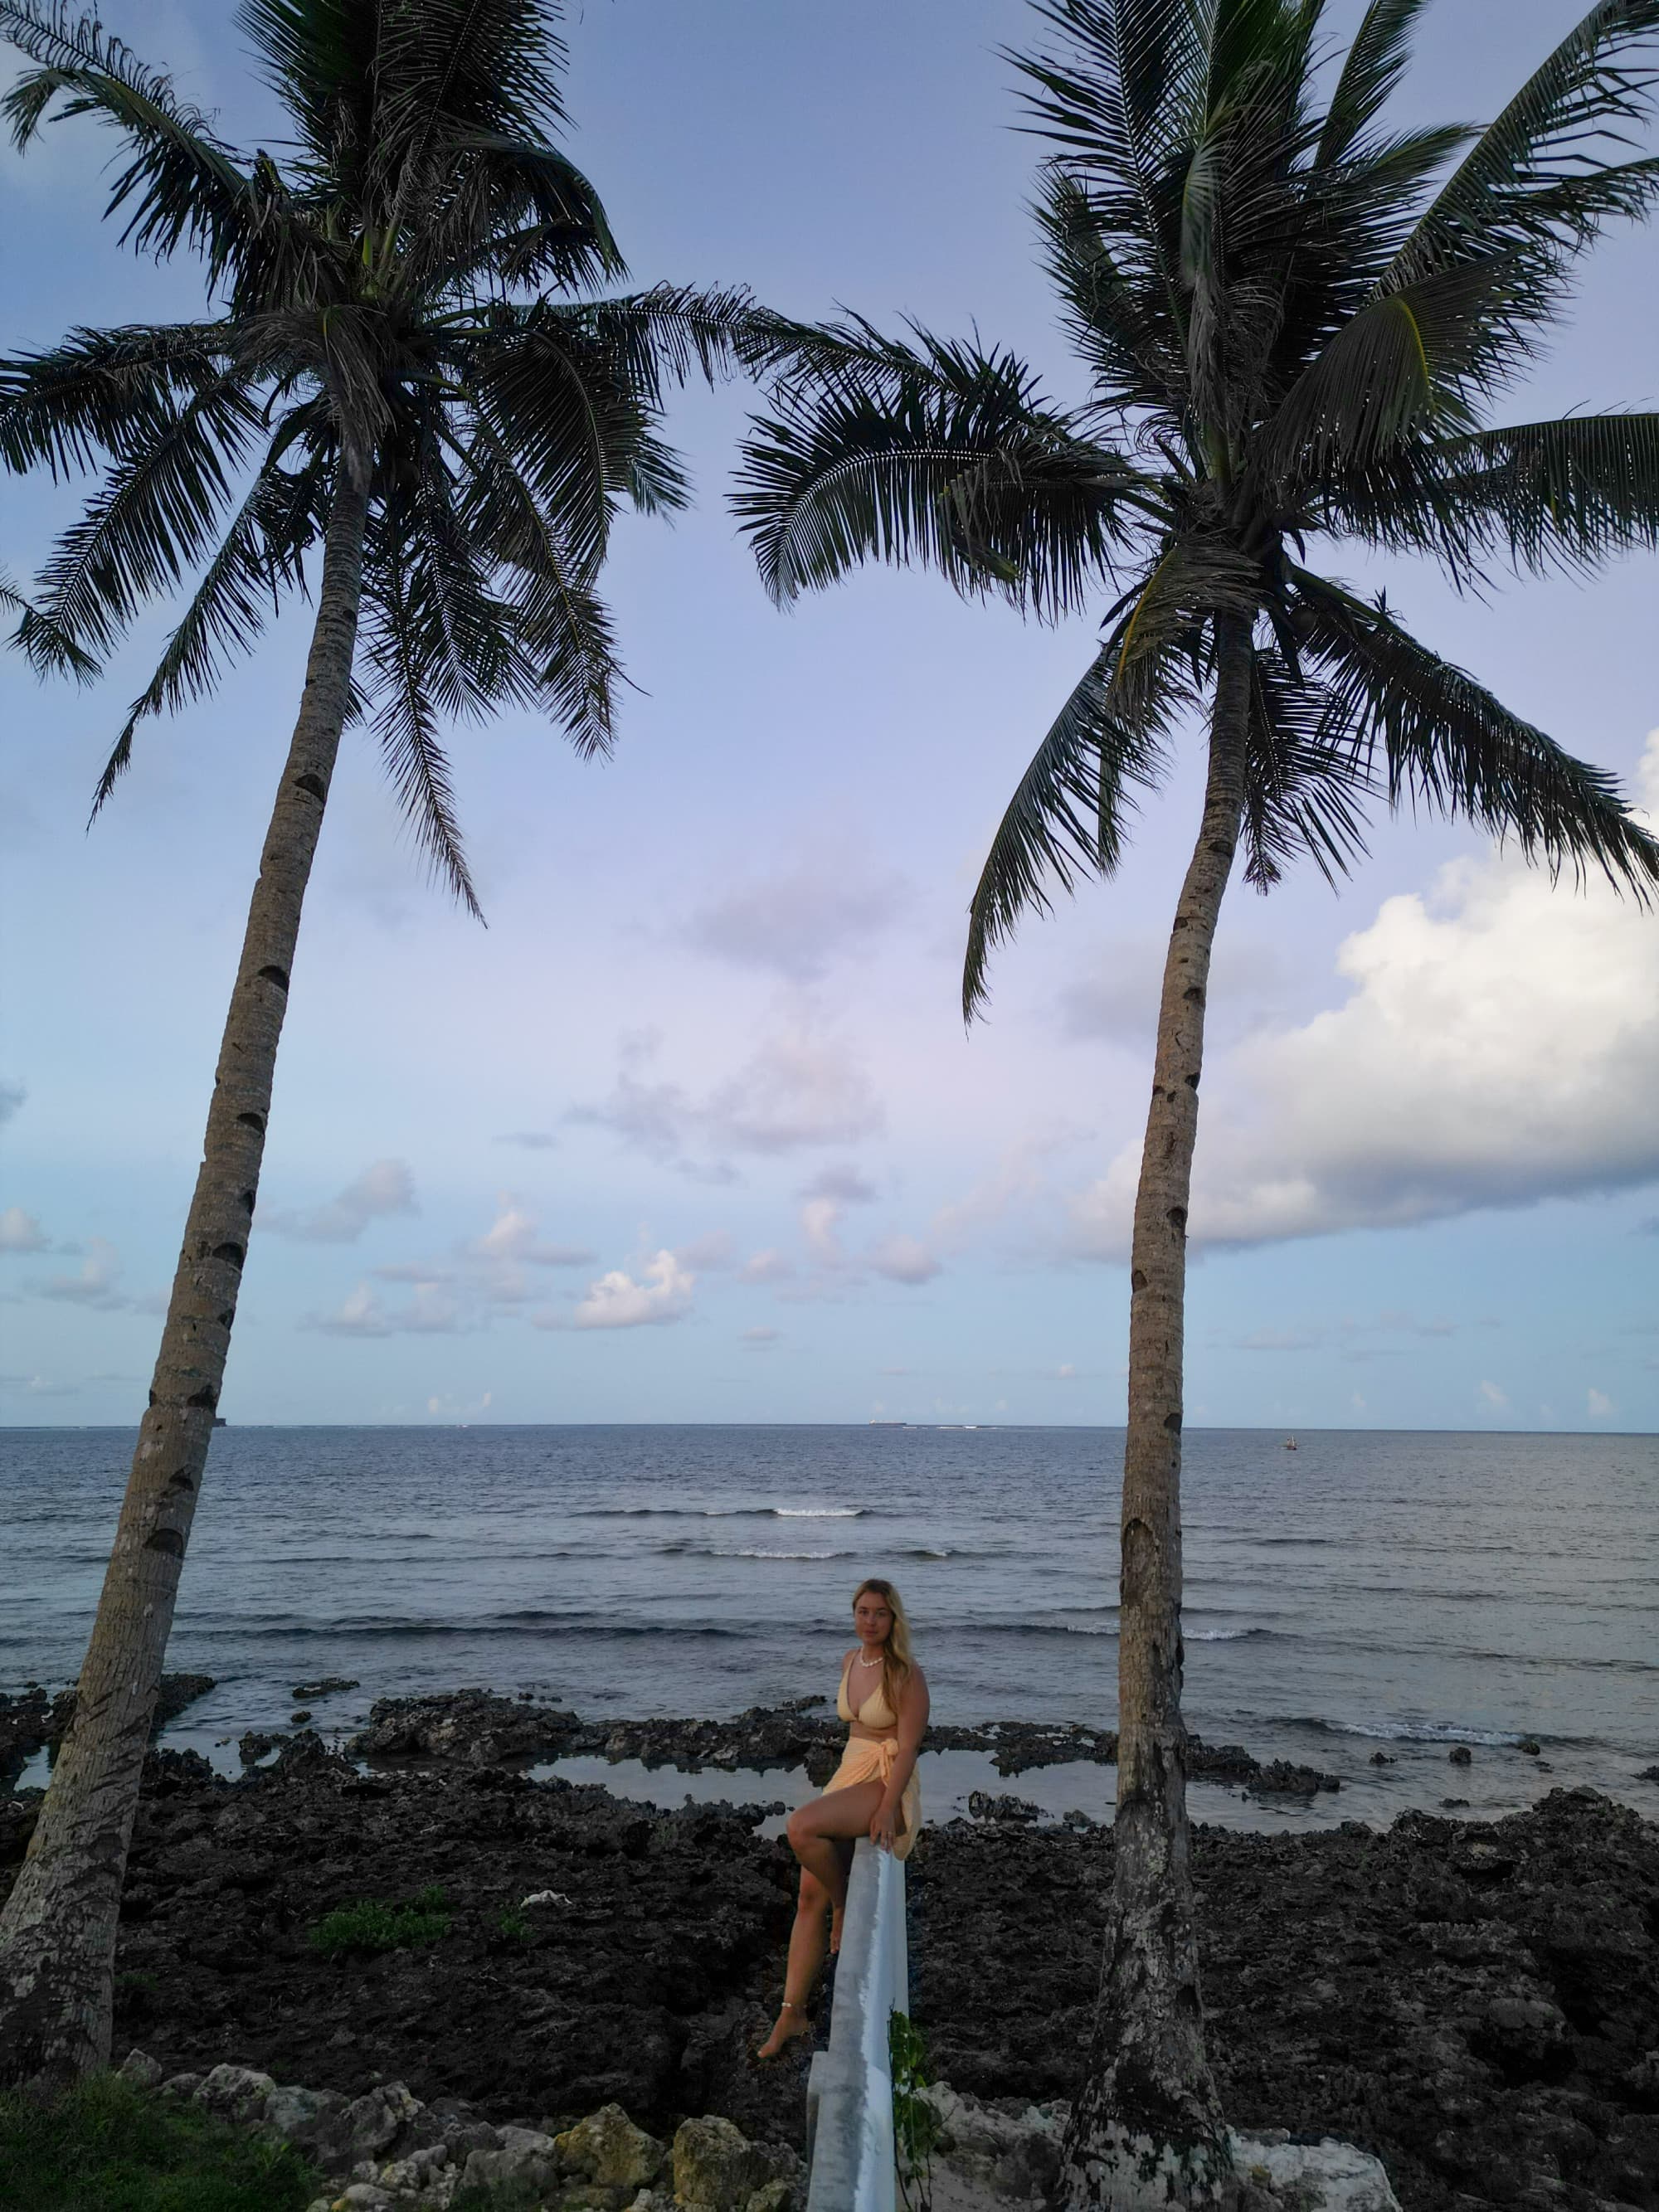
757,1783 -> 884,2059
757,1870 -> 830,2059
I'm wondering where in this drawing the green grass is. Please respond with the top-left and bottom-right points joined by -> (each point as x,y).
0,2073 -> 321,2211
493,1905 -> 533,1943
309,1882 -> 451,1958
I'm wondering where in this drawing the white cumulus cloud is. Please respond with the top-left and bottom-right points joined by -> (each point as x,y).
264,1159 -> 416,1243
1071,742 -> 1659,1257
545,1250 -> 695,1331
0,1206 -> 49,1254
869,1234 -> 941,1286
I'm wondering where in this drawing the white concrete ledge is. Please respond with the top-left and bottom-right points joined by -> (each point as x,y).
805,1839 -> 909,2212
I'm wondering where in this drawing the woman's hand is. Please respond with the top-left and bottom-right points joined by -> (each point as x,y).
869,1796 -> 898,1852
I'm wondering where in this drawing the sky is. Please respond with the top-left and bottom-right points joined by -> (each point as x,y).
1,0 -> 1656,1432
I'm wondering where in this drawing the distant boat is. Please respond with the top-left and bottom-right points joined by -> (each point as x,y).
1285,1436 -> 1298,1451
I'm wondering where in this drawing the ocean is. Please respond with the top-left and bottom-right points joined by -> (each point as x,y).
5,1424 -> 1656,1833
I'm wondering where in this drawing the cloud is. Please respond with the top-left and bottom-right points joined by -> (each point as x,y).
801,1196 -> 845,1266
1587,1386 -> 1615,1421
545,1250 -> 695,1332
0,1081 -> 22,1128
0,1206 -> 49,1255
38,1238 -> 126,1309
264,1159 -> 416,1243
800,1163 -> 878,1204
1070,758 -> 1659,1256
573,1026 -> 883,1168
740,1248 -> 794,1283
706,1035 -> 883,1155
304,1278 -> 465,1336
307,1283 -> 393,1337
494,1131 -> 558,1151
742,1326 -> 781,1347
675,1230 -> 736,1270
1478,1379 -> 1509,1411
1228,1328 -> 1323,1352
868,1234 -> 941,1286
0,1369 -> 78,1397
686,855 -> 906,982
469,1206 -> 594,1269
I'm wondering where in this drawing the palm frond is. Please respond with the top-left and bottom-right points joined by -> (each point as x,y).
411,134 -> 621,294
0,323 -> 239,480
1241,649 -> 1374,889
1321,411 -> 1659,576
1036,168 -> 1182,414
1259,253 -> 1549,479
87,446 -> 330,820
1,0 -> 255,276
32,374 -> 264,659
1011,0 -> 1209,368
962,614 -> 1190,1020
358,504 -> 487,920
733,331 -> 1140,611
1388,0 -> 1659,290
1316,0 -> 1434,165
458,406 -> 623,758
1292,566 -> 1659,892
458,304 -> 659,573
1,564 -> 100,679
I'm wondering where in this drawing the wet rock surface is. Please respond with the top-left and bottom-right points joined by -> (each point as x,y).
0,1685 -> 50,1788
2,1744 -> 1655,2210
341,1689 -> 1335,1795
0,1674 -> 215,1787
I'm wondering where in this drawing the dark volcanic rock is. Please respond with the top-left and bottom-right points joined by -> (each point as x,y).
0,1685 -> 50,1788
348,1689 -> 584,1766
966,1791 -> 1041,1824
290,1678 -> 359,1701
338,1692 -> 1310,1798
909,1787 -> 1659,2212
1248,1758 -> 1342,1796
47,1673 -> 216,1752
3,1733 -> 1649,2212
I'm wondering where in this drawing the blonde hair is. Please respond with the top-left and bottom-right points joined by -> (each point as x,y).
852,1578 -> 913,1722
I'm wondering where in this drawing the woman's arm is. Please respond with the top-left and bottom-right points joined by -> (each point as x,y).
870,1665 -> 929,1850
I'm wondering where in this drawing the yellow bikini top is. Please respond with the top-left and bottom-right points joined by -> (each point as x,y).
838,1652 -> 898,1732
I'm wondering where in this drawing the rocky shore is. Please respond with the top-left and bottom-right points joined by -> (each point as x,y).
338,1686 -> 1343,1796
3,1698 -> 1657,2212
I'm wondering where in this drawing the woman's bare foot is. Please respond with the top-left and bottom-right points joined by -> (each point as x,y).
755,2000 -> 813,2061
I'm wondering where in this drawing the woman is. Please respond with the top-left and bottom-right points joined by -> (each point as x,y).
757,1577 -> 928,2060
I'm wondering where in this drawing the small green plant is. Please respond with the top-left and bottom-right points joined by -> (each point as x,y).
889,2010 -> 941,2212
309,1882 -> 450,1958
494,1905 -> 533,1943
0,2071 -> 321,2210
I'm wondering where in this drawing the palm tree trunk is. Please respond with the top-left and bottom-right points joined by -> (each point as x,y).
0,468 -> 370,2093
1060,611 -> 1253,2210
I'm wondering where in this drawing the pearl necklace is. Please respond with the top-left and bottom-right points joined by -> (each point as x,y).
855,1650 -> 884,1669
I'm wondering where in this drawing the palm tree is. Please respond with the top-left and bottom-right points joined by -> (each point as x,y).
733,2 -> 1659,2201
0,0 -> 786,2090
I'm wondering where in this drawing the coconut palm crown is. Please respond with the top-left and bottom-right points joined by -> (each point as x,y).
735,2 -> 1659,2205
2,0 -> 776,900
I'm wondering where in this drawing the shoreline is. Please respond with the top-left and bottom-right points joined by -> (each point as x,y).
2,1726 -> 1656,2212
7,1679 -> 1657,1838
